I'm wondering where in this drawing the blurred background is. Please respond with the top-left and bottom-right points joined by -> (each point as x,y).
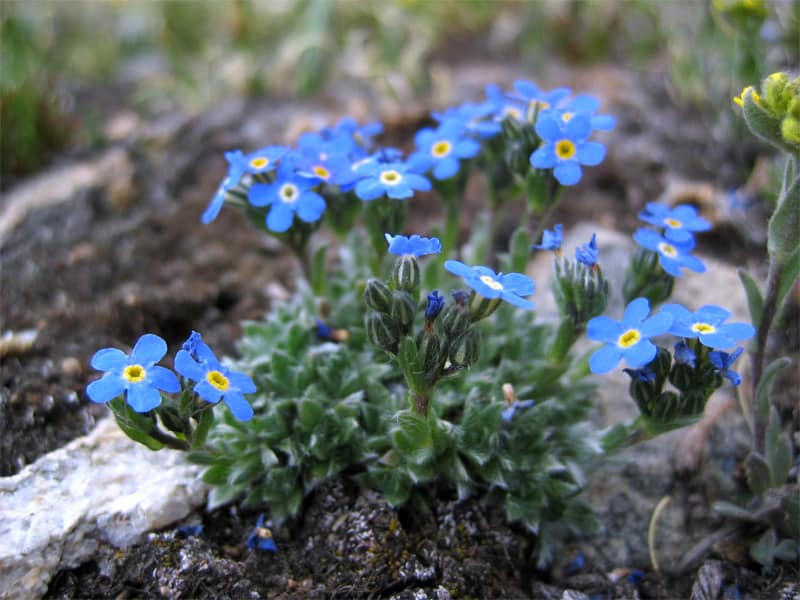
2,0 -> 798,184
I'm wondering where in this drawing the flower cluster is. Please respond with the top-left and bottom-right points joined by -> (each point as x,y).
633,202 -> 710,277
87,332 -> 256,420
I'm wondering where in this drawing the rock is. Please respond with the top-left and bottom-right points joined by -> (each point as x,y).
0,417 -> 207,600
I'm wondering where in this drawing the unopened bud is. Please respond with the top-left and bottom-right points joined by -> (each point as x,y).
366,311 -> 399,352
390,290 -> 416,331
364,278 -> 392,313
391,255 -> 419,293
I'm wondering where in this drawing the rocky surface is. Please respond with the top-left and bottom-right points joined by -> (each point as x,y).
0,417 -> 206,600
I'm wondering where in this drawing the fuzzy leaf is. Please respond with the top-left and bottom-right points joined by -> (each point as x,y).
311,244 -> 329,297
191,408 -> 215,449
756,357 -> 790,419
738,269 -> 764,327
397,336 -> 425,394
202,464 -> 231,486
750,528 -> 777,567
768,175 -> 800,265
776,247 -> 799,311
298,398 -> 324,430
745,451 -> 773,496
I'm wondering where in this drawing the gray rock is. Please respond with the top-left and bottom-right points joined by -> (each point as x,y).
0,417 -> 207,600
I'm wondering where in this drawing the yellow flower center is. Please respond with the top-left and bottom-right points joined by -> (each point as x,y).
250,157 -> 269,169
206,370 -> 230,391
279,183 -> 299,203
479,275 -> 503,291
691,322 -> 716,334
555,139 -> 576,160
380,170 -> 402,185
618,329 -> 641,348
431,140 -> 452,158
657,242 -> 678,257
313,165 -> 331,180
504,107 -> 521,120
664,218 -> 682,229
562,112 -> 574,122
257,527 -> 272,539
123,364 -> 146,383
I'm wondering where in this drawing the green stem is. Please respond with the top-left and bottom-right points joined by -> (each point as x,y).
750,259 -> 783,455
148,423 -> 190,451
530,184 -> 565,248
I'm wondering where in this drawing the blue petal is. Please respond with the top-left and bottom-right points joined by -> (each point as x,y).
622,339 -> 657,368
530,146 -> 556,169
577,142 -> 605,166
554,161 -> 581,185
174,350 -> 206,381
499,273 -> 535,296
640,312 -> 673,337
680,254 -> 706,273
535,115 -> 562,141
514,80 -> 541,100
444,260 -> 475,278
91,348 -> 128,371
248,183 -> 275,207
195,380 -> 223,404
719,322 -> 756,341
564,114 -> 591,140
660,303 -> 692,322
453,138 -> 480,158
590,114 -> 616,131
296,191 -> 326,223
126,383 -> 162,412
404,173 -> 432,191
228,371 -> 257,394
664,228 -> 694,244
387,183 -> 414,200
470,276 -> 503,299
433,157 -> 459,180
355,179 -> 385,201
202,186 -> 226,224
130,334 -> 168,365
567,94 -> 600,112
222,391 -> 254,421
87,374 -> 125,404
589,344 -> 622,374
408,152 -> 433,174
266,202 -> 295,232
695,305 -> 731,322
414,128 -> 437,149
659,255 -> 684,277
699,332 -> 736,349
623,298 -> 651,325
500,291 -> 535,309
148,365 -> 181,393
633,228 -> 661,250
587,316 -> 623,343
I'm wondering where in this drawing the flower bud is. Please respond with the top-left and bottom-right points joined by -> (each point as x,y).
449,328 -> 481,367
468,293 -> 502,321
391,255 -> 419,293
364,278 -> 392,313
366,311 -> 399,353
669,363 -> 694,393
416,330 -> 443,380
389,290 -> 416,331
441,304 -> 471,339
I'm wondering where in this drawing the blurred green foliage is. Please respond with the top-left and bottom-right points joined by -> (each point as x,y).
1,0 -> 797,178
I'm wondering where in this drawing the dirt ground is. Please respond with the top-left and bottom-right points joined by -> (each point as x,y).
1,62 -> 798,598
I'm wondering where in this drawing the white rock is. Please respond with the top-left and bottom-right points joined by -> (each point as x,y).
0,417 -> 207,600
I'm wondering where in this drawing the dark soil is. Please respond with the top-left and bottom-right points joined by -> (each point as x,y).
3,63 -> 797,598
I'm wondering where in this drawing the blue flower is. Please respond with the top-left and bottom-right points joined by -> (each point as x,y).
632,228 -> 706,277
202,150 -> 248,224
433,101 -> 501,138
86,334 -> 180,412
425,290 -> 445,323
501,399 -> 535,422
444,260 -> 535,309
248,163 -> 326,232
485,84 -> 527,122
241,145 -> 287,175
673,341 -> 696,367
247,514 -> 277,552
575,233 -> 599,267
181,330 -> 214,363
174,334 -> 256,421
531,224 -> 563,253
354,161 -> 432,201
513,80 -> 571,121
530,114 -> 606,185
408,119 -> 481,180
639,203 -> 712,244
551,93 -> 616,131
385,233 -> 442,257
587,297 -> 674,374
709,347 -> 744,386
292,145 -> 359,188
660,304 -> 756,349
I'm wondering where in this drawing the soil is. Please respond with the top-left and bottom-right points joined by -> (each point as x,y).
2,61 -> 798,598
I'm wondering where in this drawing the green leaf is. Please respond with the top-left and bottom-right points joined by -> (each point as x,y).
738,269 -> 764,326
768,175 -> 800,265
191,408 -> 215,449
776,246 -> 800,311
509,225 -> 532,274
745,451 -> 773,496
750,528 -> 777,567
397,336 -> 425,394
774,539 -> 799,562
298,398 -> 324,430
202,464 -> 231,486
311,244 -> 329,297
756,357 -> 790,419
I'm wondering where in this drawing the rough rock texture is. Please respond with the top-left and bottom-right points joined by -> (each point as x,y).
0,417 -> 207,600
